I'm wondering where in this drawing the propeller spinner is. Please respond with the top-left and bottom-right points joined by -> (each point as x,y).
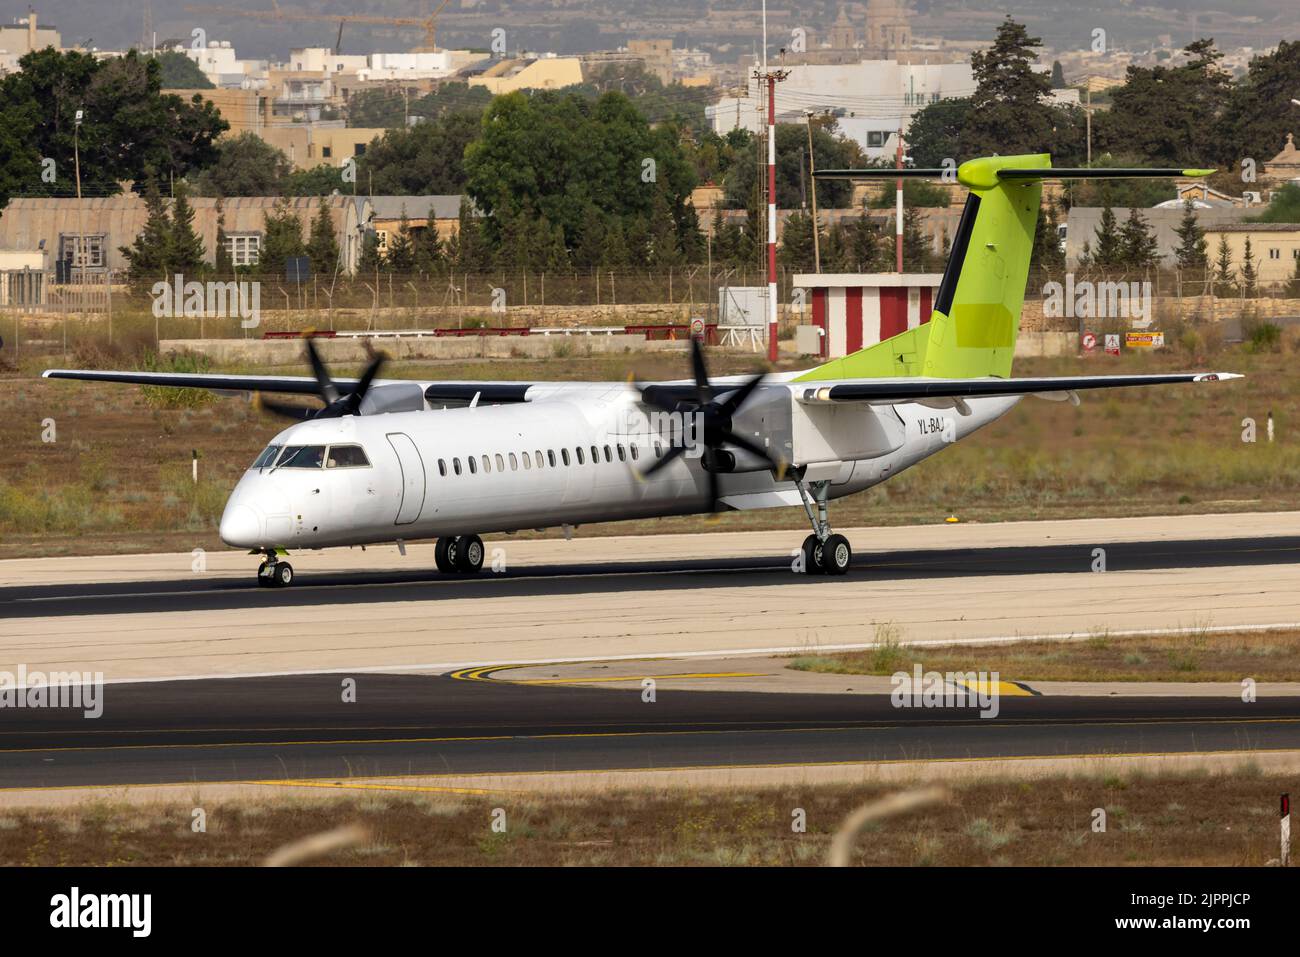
633,339 -> 785,510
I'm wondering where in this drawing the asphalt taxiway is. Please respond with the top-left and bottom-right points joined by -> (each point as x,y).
0,670 -> 1296,790
2,513 -> 1299,682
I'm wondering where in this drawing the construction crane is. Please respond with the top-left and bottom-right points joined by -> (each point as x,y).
185,1 -> 452,53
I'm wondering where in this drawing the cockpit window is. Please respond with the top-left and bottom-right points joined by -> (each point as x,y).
326,445 -> 370,468
251,445 -> 281,470
276,445 -> 326,468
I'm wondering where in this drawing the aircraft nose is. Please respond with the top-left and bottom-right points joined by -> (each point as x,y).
219,503 -> 263,549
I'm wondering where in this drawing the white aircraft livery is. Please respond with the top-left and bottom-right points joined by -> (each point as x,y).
44,154 -> 1239,586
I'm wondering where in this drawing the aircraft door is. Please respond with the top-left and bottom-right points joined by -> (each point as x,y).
386,432 -> 426,525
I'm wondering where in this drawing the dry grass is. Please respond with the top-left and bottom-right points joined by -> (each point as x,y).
0,346 -> 1291,557
789,627 -> 1300,682
0,769 -> 1288,866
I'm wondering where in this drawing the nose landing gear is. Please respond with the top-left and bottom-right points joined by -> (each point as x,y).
256,550 -> 294,587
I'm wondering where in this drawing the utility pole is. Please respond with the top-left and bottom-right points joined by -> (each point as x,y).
805,111 -> 821,273
1085,84 -> 1093,168
895,125 -> 904,273
755,0 -> 787,361
74,108 -> 86,329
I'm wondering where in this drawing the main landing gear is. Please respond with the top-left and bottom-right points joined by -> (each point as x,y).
793,473 -> 852,576
256,550 -> 294,587
435,534 -> 485,574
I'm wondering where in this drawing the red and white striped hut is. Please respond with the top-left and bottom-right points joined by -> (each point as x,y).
794,273 -> 944,359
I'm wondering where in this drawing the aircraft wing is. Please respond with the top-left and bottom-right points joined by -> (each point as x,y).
41,369 -> 537,404
796,372 -> 1241,404
43,369 -> 365,395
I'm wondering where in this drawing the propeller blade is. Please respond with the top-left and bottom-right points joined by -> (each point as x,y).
303,336 -> 339,406
255,394 -> 319,421
346,353 -> 387,412
639,442 -> 685,478
634,382 -> 680,414
689,338 -> 712,406
703,447 -> 720,511
718,372 -> 767,416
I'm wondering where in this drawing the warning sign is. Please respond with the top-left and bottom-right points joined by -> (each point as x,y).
1125,331 -> 1165,349
1104,334 -> 1121,356
1081,332 -> 1097,353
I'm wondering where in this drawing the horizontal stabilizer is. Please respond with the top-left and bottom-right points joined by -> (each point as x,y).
798,373 -> 1242,404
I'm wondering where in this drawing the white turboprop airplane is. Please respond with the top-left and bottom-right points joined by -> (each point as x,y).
44,155 -> 1240,586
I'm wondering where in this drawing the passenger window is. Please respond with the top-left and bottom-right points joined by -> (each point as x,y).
548,450 -> 556,467
277,445 -> 325,468
630,444 -> 639,461
535,449 -> 543,468
496,453 -> 506,472
654,442 -> 662,458
617,444 -> 626,462
603,445 -> 612,462
575,447 -> 584,465
522,452 -> 531,470
438,459 -> 447,477
591,445 -> 599,464
326,444 -> 370,468
561,449 -> 570,466
251,445 -> 281,470
509,453 -> 518,471
468,457 -> 477,474
453,457 -> 462,475
482,454 -> 491,474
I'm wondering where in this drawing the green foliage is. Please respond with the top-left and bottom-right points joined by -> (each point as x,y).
1249,183 -> 1300,224
463,89 -> 701,265
190,132 -> 293,197
257,198 -> 306,277
1031,198 -> 1066,271
358,112 -> 478,195
283,165 -> 347,197
1213,235 -> 1235,296
139,351 -> 214,408
347,82 -> 492,128
0,48 -> 226,208
1238,236 -> 1258,297
723,119 -> 861,210
1091,206 -> 1123,267
385,208 -> 416,273
906,18 -> 1084,166
118,180 -> 210,284
870,178 -> 951,208
151,50 -> 214,89
306,198 -> 340,277
1173,200 -> 1208,270
1118,208 -> 1160,269
1095,39 -> 1232,167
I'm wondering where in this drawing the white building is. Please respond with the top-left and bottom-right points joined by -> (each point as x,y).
182,41 -> 268,89
706,60 -> 975,161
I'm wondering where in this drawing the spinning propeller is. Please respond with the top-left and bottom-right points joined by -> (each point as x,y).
633,339 -> 786,511
257,337 -> 386,421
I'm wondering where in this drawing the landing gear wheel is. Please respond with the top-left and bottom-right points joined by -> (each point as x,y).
456,534 -> 484,573
256,561 -> 272,587
821,534 -> 851,576
434,537 -> 456,573
801,534 -> 826,575
273,561 -> 294,587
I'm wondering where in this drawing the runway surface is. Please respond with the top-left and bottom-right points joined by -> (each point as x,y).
1,672 -> 1297,790
2,513 -> 1299,681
